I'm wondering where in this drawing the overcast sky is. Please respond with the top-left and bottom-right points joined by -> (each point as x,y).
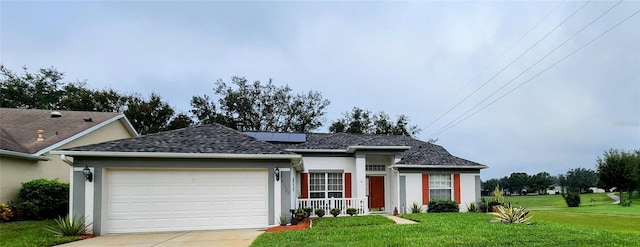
2,1 -> 639,179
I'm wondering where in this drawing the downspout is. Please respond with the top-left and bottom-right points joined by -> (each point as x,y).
61,154 -> 74,166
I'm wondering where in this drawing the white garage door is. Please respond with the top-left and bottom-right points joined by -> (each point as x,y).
106,169 -> 268,234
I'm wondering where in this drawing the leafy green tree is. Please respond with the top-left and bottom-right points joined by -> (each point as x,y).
191,77 -> 330,132
329,107 -> 421,137
530,172 -> 554,195
1,65 -> 65,109
506,172 -> 529,195
597,149 -> 640,201
482,178 -> 500,194
166,113 -> 194,131
565,167 -> 598,193
125,93 -> 175,135
58,82 -> 129,112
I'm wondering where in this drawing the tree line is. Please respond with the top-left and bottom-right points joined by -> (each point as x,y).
482,149 -> 640,203
1,65 -> 420,136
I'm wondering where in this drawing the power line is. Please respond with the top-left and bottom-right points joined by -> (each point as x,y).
423,0 -> 587,131
423,0 -> 567,130
431,4 -> 638,137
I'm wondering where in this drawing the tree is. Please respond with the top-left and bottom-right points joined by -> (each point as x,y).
166,113 -> 194,131
506,172 -> 529,195
529,172 -> 554,195
125,93 -> 175,135
329,107 -> 421,137
191,77 -> 330,132
565,167 -> 598,193
482,178 -> 500,194
1,65 -> 180,135
597,149 -> 640,201
1,65 -> 65,109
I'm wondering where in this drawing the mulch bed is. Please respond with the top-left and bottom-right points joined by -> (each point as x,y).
79,234 -> 96,240
265,218 -> 311,232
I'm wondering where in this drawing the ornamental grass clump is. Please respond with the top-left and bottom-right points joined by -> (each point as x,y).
491,202 -> 533,225
409,202 -> 422,213
46,215 -> 91,236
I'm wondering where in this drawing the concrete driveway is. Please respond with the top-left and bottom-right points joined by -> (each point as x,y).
57,228 -> 264,247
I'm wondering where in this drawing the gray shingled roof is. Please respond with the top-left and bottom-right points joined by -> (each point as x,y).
279,133 -> 485,167
67,124 -> 295,155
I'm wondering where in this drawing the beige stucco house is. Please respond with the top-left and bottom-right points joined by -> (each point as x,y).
0,108 -> 137,203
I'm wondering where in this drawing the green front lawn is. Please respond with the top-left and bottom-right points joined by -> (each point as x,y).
251,214 -> 640,247
312,215 -> 395,228
0,220 -> 82,247
533,211 -> 640,234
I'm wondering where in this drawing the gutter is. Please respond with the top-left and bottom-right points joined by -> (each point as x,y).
51,150 -> 302,160
389,164 -> 489,169
0,149 -> 50,161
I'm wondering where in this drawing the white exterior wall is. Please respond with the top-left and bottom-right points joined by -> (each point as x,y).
403,173 -> 424,211
297,156 -> 356,198
459,173 -> 479,212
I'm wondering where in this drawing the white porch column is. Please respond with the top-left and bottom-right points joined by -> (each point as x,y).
355,153 -> 367,199
74,166 -> 94,234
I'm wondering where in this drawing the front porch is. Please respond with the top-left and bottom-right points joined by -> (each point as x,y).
297,197 -> 368,216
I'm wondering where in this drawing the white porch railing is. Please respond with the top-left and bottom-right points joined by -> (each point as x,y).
297,198 -> 368,216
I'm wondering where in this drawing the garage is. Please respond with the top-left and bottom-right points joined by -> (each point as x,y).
105,168 -> 268,234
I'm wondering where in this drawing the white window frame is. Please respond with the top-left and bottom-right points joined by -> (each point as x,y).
430,174 -> 452,201
309,172 -> 344,199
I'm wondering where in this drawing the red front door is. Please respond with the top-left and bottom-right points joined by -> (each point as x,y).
368,176 -> 385,209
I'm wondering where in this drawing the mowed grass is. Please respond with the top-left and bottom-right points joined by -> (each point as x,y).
0,220 -> 82,247
532,211 -> 640,234
312,215 -> 395,228
251,214 -> 640,247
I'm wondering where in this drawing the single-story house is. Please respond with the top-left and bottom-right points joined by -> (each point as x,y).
53,123 -> 487,235
0,108 -> 138,203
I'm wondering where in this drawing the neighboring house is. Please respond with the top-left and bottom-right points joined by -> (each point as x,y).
53,123 -> 487,235
546,186 -> 606,194
0,108 -> 138,203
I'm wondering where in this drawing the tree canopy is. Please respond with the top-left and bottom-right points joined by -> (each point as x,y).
597,149 -> 640,201
1,65 -> 180,135
190,77 -> 330,132
329,107 -> 421,137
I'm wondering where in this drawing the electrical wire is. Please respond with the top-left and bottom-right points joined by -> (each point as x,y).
423,0 -> 587,131
429,0 -> 624,138
430,4 -> 639,138
423,0 -> 567,130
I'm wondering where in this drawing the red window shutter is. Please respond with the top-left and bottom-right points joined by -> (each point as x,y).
454,173 -> 461,203
301,173 -> 309,199
345,173 -> 352,198
422,173 -> 430,205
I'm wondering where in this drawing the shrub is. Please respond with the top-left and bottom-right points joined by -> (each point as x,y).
492,185 -> 505,204
409,202 -> 422,213
278,214 -> 288,226
346,208 -> 357,216
16,179 -> 69,219
0,203 -> 13,222
466,202 -> 477,213
478,197 -> 490,213
330,208 -> 341,217
562,188 -> 581,207
491,202 -> 533,225
427,200 -> 459,213
620,199 -> 632,207
314,208 -> 325,217
303,207 -> 313,218
46,215 -> 91,236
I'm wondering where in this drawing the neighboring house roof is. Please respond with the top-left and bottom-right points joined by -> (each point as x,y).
65,124 -> 296,155
0,108 -> 138,157
277,132 -> 486,168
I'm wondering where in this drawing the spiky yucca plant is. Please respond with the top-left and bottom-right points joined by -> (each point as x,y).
491,202 -> 533,225
46,215 -> 91,236
409,201 -> 422,213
